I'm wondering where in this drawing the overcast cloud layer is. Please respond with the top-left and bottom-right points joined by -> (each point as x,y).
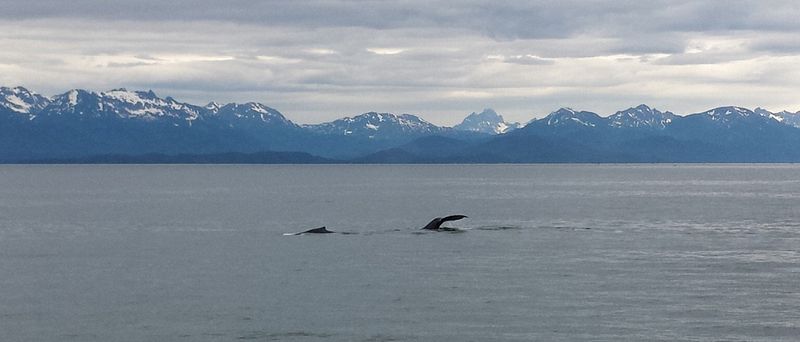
2,0 -> 800,124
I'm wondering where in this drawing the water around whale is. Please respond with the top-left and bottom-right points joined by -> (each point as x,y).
1,164 -> 799,341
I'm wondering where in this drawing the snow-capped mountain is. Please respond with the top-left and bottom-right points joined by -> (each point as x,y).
538,108 -> 605,128
38,89 -> 102,119
533,105 -> 676,130
453,108 -> 520,134
754,107 -> 800,128
304,112 -> 443,139
215,102 -> 297,128
0,86 -> 50,119
36,88 -> 203,125
699,106 -> 756,125
7,84 -> 800,163
100,88 -> 203,122
608,104 -> 677,129
33,88 -> 298,129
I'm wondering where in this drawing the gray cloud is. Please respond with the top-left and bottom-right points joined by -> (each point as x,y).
2,1 -> 800,125
5,1 -> 800,39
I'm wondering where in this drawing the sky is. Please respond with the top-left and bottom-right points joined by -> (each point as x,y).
2,0 -> 800,125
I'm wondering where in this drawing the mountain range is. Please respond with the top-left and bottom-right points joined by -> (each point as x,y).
3,86 -> 800,163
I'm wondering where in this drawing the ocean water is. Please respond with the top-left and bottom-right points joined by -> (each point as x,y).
0,164 -> 799,341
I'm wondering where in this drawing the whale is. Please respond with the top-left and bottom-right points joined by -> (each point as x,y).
291,226 -> 335,235
421,215 -> 468,231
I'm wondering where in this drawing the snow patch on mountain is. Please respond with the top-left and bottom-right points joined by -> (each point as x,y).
205,101 -> 221,112
0,86 -> 51,117
6,95 -> 30,112
67,90 -> 79,107
704,106 -> 753,122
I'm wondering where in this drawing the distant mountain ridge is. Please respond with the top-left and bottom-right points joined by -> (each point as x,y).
304,112 -> 443,139
0,86 -> 490,161
469,105 -> 800,163
608,104 -> 677,129
4,85 -> 800,163
754,107 -> 800,128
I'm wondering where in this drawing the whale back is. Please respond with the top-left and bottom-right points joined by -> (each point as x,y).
301,226 -> 333,234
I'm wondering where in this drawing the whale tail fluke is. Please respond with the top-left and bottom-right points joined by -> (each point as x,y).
441,215 -> 467,222
422,215 -> 468,230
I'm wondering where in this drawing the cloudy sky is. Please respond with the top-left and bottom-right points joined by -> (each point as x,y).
2,1 -> 800,124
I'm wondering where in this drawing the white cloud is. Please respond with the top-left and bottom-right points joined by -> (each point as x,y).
305,48 -> 338,55
366,48 -> 407,55
256,55 -> 303,64
152,54 -> 235,63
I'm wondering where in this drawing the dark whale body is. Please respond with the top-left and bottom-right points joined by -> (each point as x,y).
422,215 -> 468,231
295,226 -> 334,235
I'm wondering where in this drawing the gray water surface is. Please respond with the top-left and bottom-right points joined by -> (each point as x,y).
1,164 -> 799,341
